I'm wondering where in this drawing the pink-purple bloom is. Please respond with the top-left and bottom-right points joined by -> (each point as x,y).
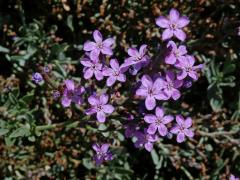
122,45 -> 150,73
156,8 -> 190,41
230,174 -> 239,180
80,56 -> 103,81
86,93 -> 114,123
61,80 -> 85,107
32,72 -> 43,84
134,129 -> 159,152
136,75 -> 166,110
83,30 -> 114,60
165,40 -> 187,65
175,55 -> 203,81
144,107 -> 174,136
102,59 -> 127,86
92,143 -> 113,166
161,71 -> 183,100
170,115 -> 194,143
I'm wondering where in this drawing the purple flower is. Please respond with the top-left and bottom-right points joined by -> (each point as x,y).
92,143 -> 113,166
52,90 -> 60,100
83,30 -> 114,60
86,93 -> 114,123
80,56 -> 103,81
175,55 -> 203,81
32,72 -> 43,84
122,45 -> 150,72
134,129 -> 159,152
136,75 -> 166,110
124,123 -> 138,138
165,41 -> 187,65
144,107 -> 174,136
161,71 -> 183,100
170,115 -> 194,143
61,80 -> 85,107
230,174 -> 239,180
156,8 -> 190,41
102,59 -> 127,86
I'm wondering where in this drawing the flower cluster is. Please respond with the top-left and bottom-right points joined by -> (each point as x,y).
33,8 -> 203,166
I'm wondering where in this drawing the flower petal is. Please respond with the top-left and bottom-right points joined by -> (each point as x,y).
94,71 -> 104,81
184,117 -> 192,128
184,129 -> 194,138
144,114 -> 157,123
177,132 -> 185,143
84,68 -> 94,79
166,70 -> 175,82
155,107 -> 164,118
177,16 -> 190,28
83,41 -> 96,51
188,71 -> 198,80
158,124 -> 168,136
88,95 -> 99,106
156,16 -> 169,28
141,75 -> 153,88
144,142 -> 153,152
136,87 -> 148,97
97,111 -> 106,122
106,76 -> 116,86
102,104 -> 114,114
147,124 -> 157,134
176,115 -> 184,126
103,38 -> 114,47
100,93 -> 109,104
145,96 -> 156,110
81,60 -> 92,67
65,80 -> 75,91
128,47 -> 139,57
101,47 -> 113,56
177,71 -> 187,80
92,143 -> 100,152
61,97 -> 71,107
169,8 -> 180,22
165,54 -> 176,65
90,49 -> 100,60
163,115 -> 174,124
110,59 -> 120,70
178,45 -> 187,55
174,29 -> 186,41
162,29 -> 173,41
153,78 -> 166,90
172,89 -> 181,100
93,30 -> 103,43
100,144 -> 109,153
170,126 -> 180,134
117,74 -> 126,82
139,44 -> 147,56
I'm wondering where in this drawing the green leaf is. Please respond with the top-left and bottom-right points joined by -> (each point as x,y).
9,127 -> 30,138
0,45 -> 10,53
151,149 -> 159,165
67,15 -> 74,32
0,128 -> 9,136
223,62 -> 236,75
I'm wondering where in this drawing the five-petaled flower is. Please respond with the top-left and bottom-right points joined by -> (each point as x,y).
80,56 -> 104,81
134,129 -> 159,152
102,59 -> 127,86
86,93 -> 114,122
144,107 -> 174,136
136,75 -> 167,110
175,55 -> 203,80
83,30 -> 114,60
61,80 -> 85,107
162,71 -> 183,100
165,40 -> 187,65
156,8 -> 190,41
122,44 -> 150,74
92,143 -> 113,166
170,115 -> 194,143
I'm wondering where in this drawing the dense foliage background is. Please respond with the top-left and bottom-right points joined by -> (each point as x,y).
0,0 -> 239,179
